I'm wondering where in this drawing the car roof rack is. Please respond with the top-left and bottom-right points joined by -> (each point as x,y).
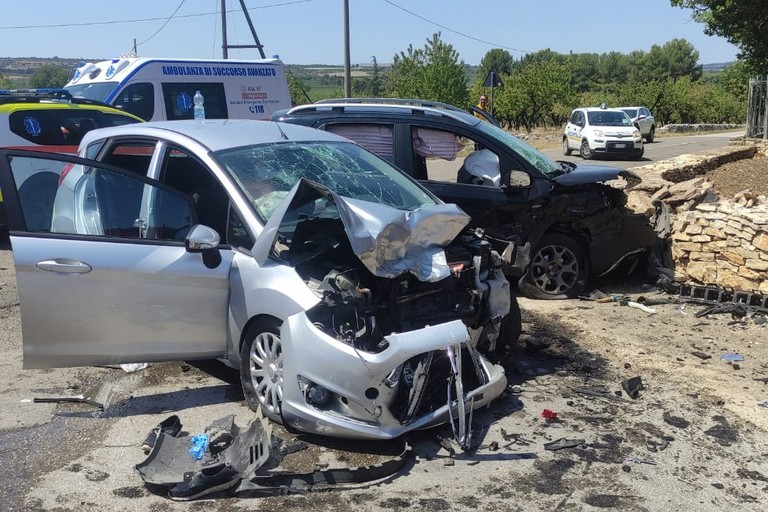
0,88 -> 117,109
286,98 -> 480,124
316,97 -> 468,113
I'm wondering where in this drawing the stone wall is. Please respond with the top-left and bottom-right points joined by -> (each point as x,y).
670,198 -> 768,293
626,142 -> 768,293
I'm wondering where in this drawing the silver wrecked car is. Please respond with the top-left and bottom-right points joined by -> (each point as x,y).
0,119 -> 517,445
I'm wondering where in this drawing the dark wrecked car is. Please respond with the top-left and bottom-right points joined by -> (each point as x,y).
273,99 -> 659,299
0,119 -> 519,446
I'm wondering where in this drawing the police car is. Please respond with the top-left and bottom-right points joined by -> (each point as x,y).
0,89 -> 143,233
563,105 -> 644,160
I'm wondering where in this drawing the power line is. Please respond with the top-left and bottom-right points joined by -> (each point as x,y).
0,0 -> 313,30
382,0 -> 532,55
136,0 -> 187,46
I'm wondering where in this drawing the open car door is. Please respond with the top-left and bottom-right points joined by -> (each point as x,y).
0,150 -> 232,368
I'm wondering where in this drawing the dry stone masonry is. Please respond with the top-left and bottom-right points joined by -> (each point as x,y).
626,142 -> 768,293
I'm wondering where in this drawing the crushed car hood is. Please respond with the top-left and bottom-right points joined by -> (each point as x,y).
252,178 -> 471,282
553,163 -> 641,188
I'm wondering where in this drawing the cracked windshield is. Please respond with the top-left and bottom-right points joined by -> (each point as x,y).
215,141 -> 436,221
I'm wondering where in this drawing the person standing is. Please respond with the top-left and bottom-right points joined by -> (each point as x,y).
474,95 -> 491,121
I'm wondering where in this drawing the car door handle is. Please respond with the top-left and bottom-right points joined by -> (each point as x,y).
36,259 -> 93,274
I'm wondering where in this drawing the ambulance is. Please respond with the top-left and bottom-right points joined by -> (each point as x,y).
64,57 -> 292,122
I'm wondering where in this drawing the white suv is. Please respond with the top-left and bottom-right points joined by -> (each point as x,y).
563,106 -> 643,160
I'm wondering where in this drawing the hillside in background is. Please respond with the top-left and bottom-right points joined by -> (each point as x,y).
1,56 -> 736,90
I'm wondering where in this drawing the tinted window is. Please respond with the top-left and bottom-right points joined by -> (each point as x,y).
9,109 -> 140,146
112,82 -> 154,121
162,83 -> 228,120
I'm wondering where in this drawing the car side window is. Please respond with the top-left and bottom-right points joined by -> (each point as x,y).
159,147 -> 230,242
112,82 -> 155,121
100,141 -> 156,176
162,83 -> 228,120
6,153 -> 194,240
410,127 -> 501,187
325,123 -> 395,163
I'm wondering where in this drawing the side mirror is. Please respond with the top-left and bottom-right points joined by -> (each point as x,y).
185,224 -> 222,269
507,170 -> 531,188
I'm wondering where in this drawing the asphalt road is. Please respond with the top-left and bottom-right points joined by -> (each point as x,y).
541,130 -> 746,169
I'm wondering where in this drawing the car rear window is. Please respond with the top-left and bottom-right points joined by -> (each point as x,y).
8,109 -> 140,146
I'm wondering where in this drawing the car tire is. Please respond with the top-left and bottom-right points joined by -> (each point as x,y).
518,234 -> 588,300
562,137 -> 572,156
240,319 -> 284,423
629,146 -> 645,161
579,139 -> 594,160
645,126 -> 655,143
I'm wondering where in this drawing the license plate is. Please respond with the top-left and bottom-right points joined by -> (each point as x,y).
614,143 -> 627,148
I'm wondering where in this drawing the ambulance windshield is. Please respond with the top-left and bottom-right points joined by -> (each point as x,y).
65,82 -> 119,103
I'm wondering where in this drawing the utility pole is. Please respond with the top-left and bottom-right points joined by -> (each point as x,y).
343,0 -> 351,98
220,0 -> 267,59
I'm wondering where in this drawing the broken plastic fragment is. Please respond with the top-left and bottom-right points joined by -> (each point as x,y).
189,434 -> 209,460
621,376 -> 644,399
720,353 -> 744,363
541,409 -> 558,421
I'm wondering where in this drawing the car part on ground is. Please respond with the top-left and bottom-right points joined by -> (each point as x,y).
135,412 -> 415,500
272,99 -> 659,300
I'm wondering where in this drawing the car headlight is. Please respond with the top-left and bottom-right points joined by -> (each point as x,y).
633,129 -> 641,138
593,130 -> 604,137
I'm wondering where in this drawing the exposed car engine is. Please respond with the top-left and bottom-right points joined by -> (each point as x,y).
286,216 -> 501,354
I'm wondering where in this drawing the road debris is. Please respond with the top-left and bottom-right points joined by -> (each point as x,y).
31,395 -> 104,409
543,438 -> 585,451
621,376 -> 644,399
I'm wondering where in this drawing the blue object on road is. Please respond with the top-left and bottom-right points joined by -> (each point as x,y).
720,353 -> 745,362
189,433 -> 209,460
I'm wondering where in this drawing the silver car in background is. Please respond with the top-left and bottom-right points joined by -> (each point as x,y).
620,106 -> 656,143
0,120 -> 514,446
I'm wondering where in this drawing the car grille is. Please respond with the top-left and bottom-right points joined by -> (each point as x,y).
606,141 -> 634,152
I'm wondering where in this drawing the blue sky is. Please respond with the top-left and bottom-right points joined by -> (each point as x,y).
1,0 -> 740,65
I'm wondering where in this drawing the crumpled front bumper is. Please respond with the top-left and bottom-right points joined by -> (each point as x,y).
279,314 -> 507,440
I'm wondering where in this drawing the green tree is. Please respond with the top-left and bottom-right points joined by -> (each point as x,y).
671,0 -> 768,73
29,64 -> 72,88
718,60 -> 750,102
367,56 -> 384,97
643,39 -> 702,81
388,32 -> 469,107
495,59 -> 577,130
477,49 -> 514,84
286,73 -> 312,105
0,73 -> 12,89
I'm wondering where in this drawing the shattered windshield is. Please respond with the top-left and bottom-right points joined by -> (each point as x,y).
214,141 -> 437,221
474,120 -> 562,179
